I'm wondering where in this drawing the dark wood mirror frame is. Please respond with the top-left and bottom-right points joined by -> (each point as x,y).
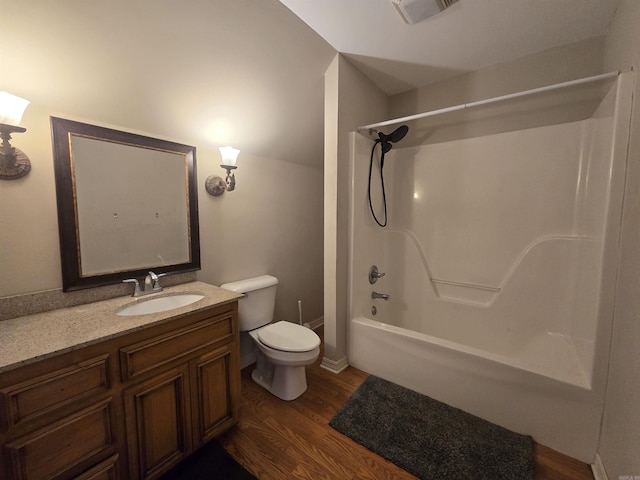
51,117 -> 200,291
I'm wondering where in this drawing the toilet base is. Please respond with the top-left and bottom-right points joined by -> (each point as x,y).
251,364 -> 308,401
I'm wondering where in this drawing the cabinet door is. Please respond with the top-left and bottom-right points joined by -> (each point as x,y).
190,343 -> 240,447
4,399 -> 115,480
123,366 -> 191,480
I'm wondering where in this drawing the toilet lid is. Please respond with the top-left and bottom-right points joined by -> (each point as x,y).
257,321 -> 321,352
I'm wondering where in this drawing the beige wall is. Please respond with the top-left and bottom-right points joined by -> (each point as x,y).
0,0 -> 335,169
390,36 -> 605,126
0,104 -> 324,325
324,56 -> 340,363
323,54 -> 388,367
198,150 -> 323,325
0,104 -> 63,296
599,0 -> 640,476
0,1 -> 328,325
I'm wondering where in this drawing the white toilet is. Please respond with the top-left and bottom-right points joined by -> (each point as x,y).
220,275 -> 321,401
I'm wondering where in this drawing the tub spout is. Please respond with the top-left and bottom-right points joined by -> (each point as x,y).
372,291 -> 390,301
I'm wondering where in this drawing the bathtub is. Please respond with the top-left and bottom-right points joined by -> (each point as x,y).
347,72 -> 634,463
348,316 -> 604,463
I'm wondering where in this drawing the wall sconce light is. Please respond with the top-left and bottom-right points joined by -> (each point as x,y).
0,91 -> 31,180
205,146 -> 240,196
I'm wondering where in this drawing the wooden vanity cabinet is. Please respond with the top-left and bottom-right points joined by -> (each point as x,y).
121,304 -> 241,479
0,301 -> 240,480
0,342 -> 120,480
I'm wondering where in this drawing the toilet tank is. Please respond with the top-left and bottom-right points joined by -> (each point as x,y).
220,275 -> 278,331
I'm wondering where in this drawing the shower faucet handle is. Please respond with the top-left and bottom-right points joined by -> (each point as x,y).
369,265 -> 386,284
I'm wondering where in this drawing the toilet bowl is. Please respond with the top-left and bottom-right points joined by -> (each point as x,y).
249,321 -> 320,401
220,275 -> 321,401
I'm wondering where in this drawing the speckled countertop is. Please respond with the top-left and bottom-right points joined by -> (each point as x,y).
0,281 -> 243,374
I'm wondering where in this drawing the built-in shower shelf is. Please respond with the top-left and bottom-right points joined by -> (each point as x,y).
431,278 -> 500,292
431,278 -> 501,306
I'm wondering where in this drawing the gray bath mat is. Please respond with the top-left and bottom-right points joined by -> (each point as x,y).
329,375 -> 534,480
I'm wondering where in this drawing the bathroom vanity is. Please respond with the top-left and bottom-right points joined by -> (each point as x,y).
0,282 -> 242,480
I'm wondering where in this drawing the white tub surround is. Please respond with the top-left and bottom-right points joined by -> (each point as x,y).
348,72 -> 634,462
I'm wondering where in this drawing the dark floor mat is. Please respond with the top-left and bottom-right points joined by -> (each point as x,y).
330,375 -> 534,480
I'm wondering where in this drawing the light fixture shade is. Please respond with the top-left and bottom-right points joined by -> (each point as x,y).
219,146 -> 240,167
0,91 -> 30,126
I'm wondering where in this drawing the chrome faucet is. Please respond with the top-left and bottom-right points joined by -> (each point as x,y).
123,278 -> 143,297
123,271 -> 166,297
371,291 -> 390,301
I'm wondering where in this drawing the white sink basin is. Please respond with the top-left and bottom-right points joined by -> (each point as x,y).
117,294 -> 204,316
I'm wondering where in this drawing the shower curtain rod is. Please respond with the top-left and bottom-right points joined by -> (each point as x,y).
358,70 -> 620,132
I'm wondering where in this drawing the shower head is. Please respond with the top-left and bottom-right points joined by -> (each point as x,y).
379,125 -> 409,143
378,125 -> 409,153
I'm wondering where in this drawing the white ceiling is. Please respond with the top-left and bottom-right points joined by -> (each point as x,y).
279,0 -> 620,95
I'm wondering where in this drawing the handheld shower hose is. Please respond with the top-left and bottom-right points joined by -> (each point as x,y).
367,125 -> 409,227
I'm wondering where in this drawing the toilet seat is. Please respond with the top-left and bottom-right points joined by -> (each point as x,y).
257,321 -> 320,352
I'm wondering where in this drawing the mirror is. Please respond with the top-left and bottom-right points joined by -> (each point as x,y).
51,117 -> 200,291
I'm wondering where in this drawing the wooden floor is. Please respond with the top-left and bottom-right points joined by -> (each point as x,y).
220,327 -> 594,480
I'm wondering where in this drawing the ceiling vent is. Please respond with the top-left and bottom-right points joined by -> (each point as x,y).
392,0 -> 459,24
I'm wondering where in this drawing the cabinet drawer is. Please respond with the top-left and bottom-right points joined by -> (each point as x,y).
5,398 -> 115,480
0,354 -> 110,429
73,454 -> 119,480
120,314 -> 233,381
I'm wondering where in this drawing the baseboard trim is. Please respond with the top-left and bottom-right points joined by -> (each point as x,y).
320,355 -> 349,374
304,316 -> 324,331
592,453 -> 609,480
